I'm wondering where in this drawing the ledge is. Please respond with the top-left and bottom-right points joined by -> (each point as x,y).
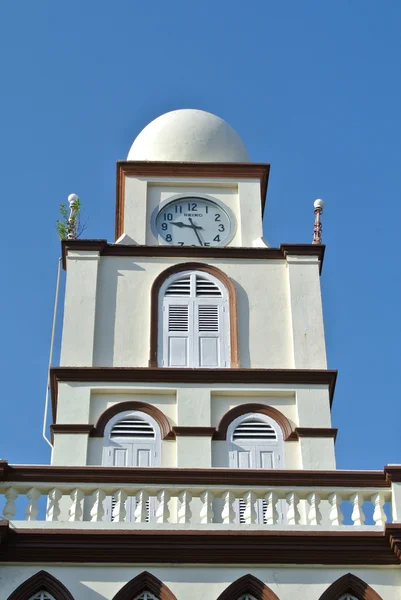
50,367 -> 337,423
0,462 -> 390,487
0,522 -> 399,564
61,240 -> 325,273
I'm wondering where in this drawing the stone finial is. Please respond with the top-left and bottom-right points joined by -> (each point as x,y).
312,198 -> 324,245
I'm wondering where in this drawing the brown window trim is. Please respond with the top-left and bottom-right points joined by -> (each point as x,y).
216,574 -> 280,600
112,571 -> 177,600
214,402 -> 296,441
318,573 -> 383,600
6,570 -> 75,600
90,400 -> 175,440
149,262 -> 239,368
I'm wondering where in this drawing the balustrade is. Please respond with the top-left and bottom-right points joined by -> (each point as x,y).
0,478 -> 392,529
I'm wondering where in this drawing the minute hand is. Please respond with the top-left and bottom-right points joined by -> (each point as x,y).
189,218 -> 203,246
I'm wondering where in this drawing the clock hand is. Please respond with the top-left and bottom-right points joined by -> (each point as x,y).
171,221 -> 203,230
189,218 -> 204,246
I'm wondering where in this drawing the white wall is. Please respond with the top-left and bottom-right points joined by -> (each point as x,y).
2,565 -> 400,600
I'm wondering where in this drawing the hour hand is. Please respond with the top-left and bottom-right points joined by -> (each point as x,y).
171,221 -> 203,230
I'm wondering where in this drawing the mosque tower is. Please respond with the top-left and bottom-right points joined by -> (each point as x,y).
1,109 -> 401,600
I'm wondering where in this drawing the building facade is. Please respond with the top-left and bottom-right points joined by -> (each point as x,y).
1,109 -> 401,599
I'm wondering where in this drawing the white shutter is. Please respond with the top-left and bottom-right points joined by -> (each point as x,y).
160,271 -> 229,367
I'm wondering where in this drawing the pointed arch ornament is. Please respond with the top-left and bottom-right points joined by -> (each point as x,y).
112,571 -> 177,600
149,262 -> 239,367
216,574 -> 280,600
6,570 -> 74,600
318,573 -> 383,600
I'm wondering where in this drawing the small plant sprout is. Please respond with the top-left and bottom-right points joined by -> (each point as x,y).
56,193 -> 86,240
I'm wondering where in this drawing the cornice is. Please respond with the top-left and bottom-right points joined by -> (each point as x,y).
0,523 -> 398,565
0,462 -> 389,488
50,367 -> 337,423
61,240 -> 325,272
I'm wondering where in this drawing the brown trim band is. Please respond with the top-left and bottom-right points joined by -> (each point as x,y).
318,573 -> 384,600
0,462 -> 390,488
50,367 -> 337,424
6,570 -> 75,600
296,427 -> 338,440
384,466 -> 401,482
91,401 -> 174,440
50,424 -> 94,445
149,262 -> 239,367
173,426 -> 216,436
61,240 -> 325,272
0,524 -> 399,565
115,161 -> 270,240
216,575 -> 280,600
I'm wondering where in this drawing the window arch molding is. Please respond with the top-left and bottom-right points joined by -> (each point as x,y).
214,403 -> 295,441
318,573 -> 383,600
149,262 -> 239,368
111,571 -> 177,600
91,401 -> 174,440
216,574 -> 280,600
6,571 -> 74,600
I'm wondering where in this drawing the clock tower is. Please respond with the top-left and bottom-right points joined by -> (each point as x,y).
1,109 -> 401,600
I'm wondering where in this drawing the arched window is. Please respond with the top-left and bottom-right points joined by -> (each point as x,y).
7,571 -> 74,600
134,594 -> 158,600
228,413 -> 284,469
102,411 -> 161,522
158,270 -> 230,368
112,571 -> 177,600
318,573 -> 383,600
228,413 -> 284,524
216,574 -> 279,600
30,594 -> 56,600
339,596 -> 358,600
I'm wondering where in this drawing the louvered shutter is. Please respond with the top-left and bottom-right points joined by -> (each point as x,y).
160,272 -> 229,367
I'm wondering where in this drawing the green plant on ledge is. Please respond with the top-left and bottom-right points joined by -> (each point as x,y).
56,195 -> 83,240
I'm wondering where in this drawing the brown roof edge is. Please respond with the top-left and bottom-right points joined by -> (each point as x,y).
49,367 -> 337,424
61,240 -> 325,271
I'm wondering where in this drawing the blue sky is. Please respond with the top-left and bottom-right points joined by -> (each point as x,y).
0,1 -> 400,470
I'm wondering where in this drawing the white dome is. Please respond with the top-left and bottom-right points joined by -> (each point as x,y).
127,109 -> 250,162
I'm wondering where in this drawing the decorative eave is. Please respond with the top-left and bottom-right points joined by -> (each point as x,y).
61,240 -> 325,273
0,521 -> 400,565
115,160 -> 270,240
49,367 -> 337,423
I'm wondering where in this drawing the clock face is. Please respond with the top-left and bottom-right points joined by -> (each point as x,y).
155,197 -> 234,247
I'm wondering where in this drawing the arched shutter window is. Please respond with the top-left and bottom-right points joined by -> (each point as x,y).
29,594 -> 56,600
160,271 -> 229,368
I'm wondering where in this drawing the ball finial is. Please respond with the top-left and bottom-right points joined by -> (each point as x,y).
314,198 -> 324,211
68,193 -> 79,206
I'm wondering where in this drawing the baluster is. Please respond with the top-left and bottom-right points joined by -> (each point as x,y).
90,489 -> 105,522
200,490 -> 214,524
178,490 -> 192,524
328,492 -> 344,526
112,489 -> 127,523
25,487 -> 41,521
350,492 -> 366,526
371,492 -> 387,527
69,488 -> 84,522
46,487 -> 62,522
242,491 -> 257,524
156,490 -> 170,523
307,492 -> 322,526
134,489 -> 149,523
221,490 -> 235,524
286,492 -> 301,525
3,487 -> 18,520
264,491 -> 279,525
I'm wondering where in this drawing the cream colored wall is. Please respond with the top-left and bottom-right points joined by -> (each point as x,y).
52,383 -> 334,469
2,565 -> 400,600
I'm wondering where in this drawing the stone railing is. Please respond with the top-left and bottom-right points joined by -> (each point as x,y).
1,463 -> 400,529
